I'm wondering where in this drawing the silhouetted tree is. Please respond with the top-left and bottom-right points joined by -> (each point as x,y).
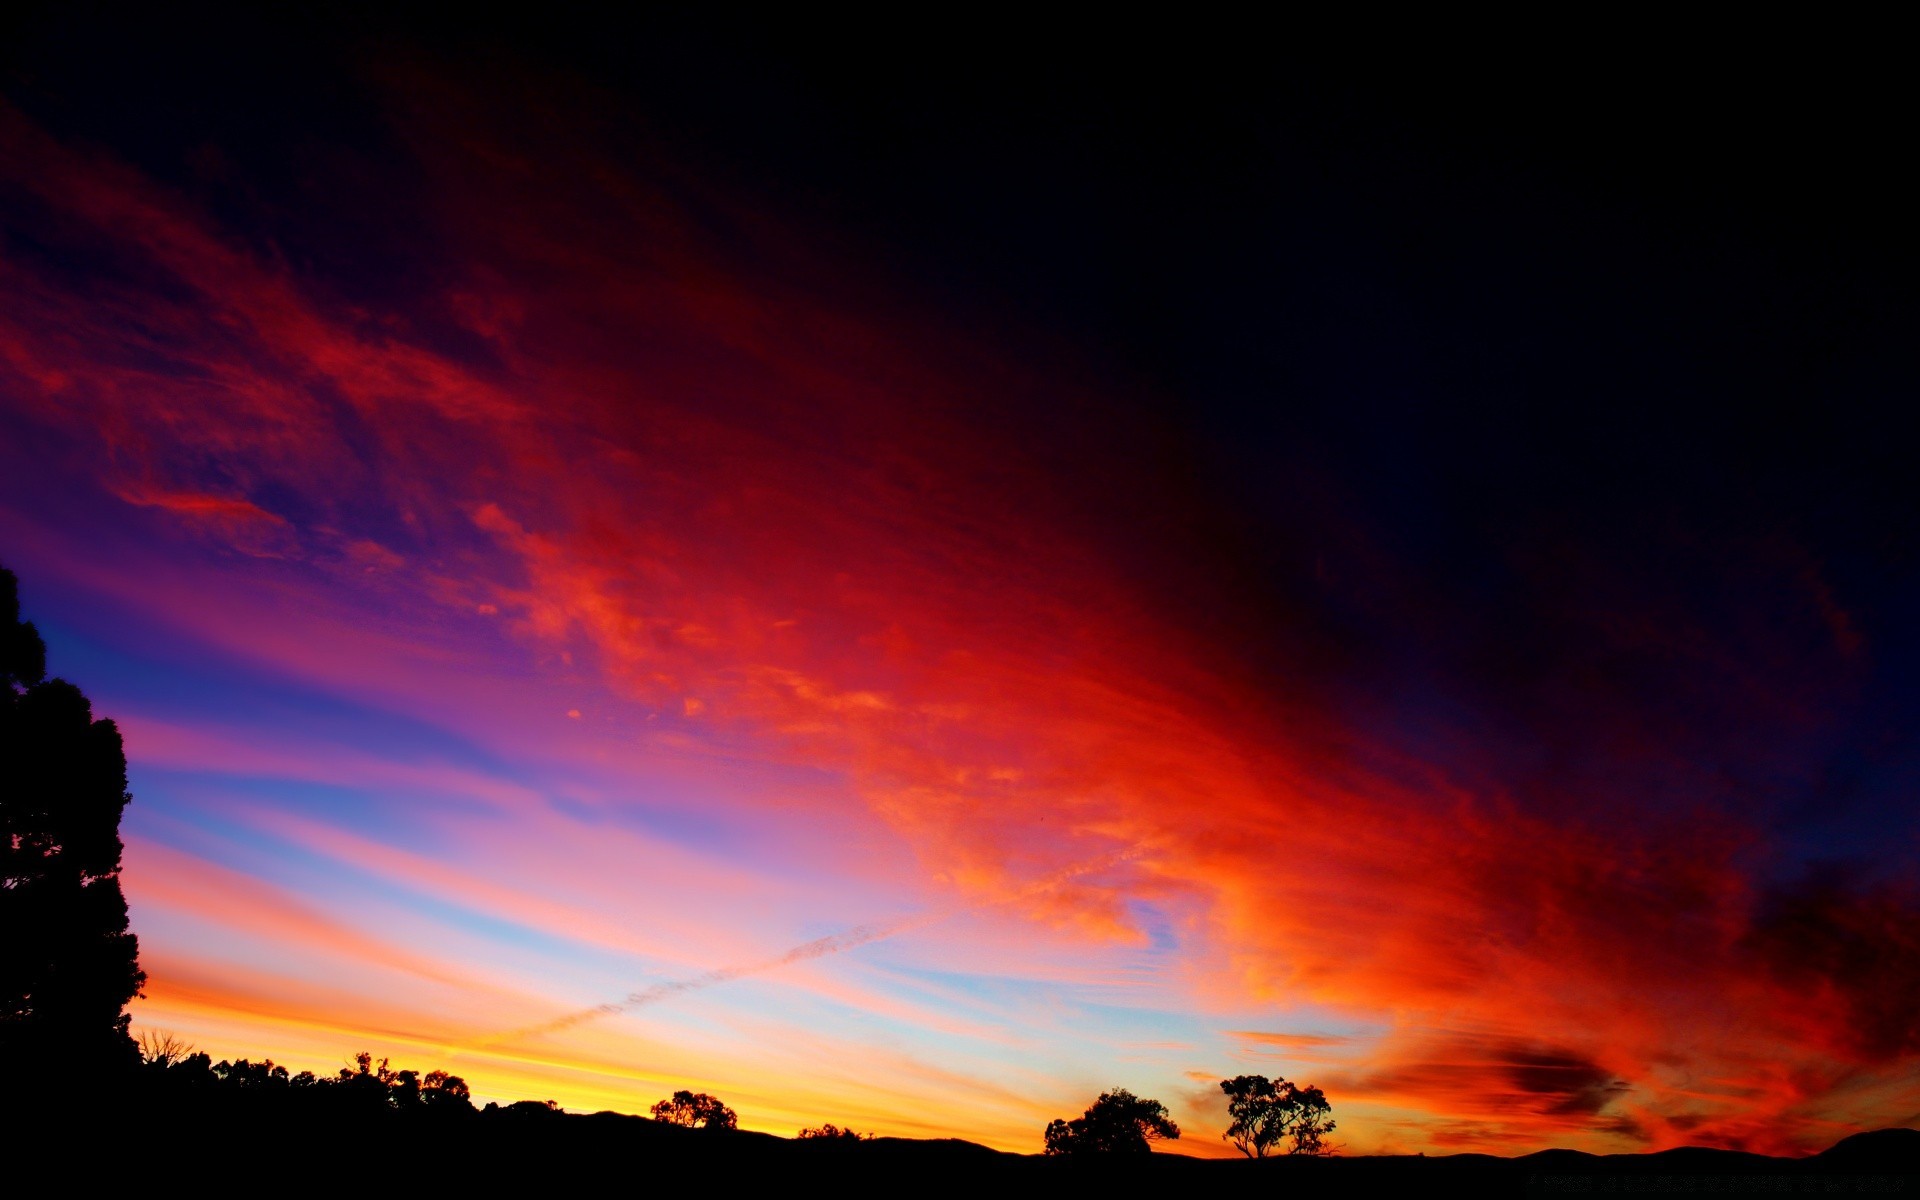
338,1050 -> 399,1110
162,1051 -> 217,1090
137,1029 -> 194,1069
421,1069 -> 475,1113
1285,1083 -> 1336,1155
1220,1074 -> 1336,1157
318,1050 -> 474,1113
390,1068 -> 424,1107
650,1089 -> 737,1130
1042,1088 -> 1180,1156
0,566 -> 145,1086
214,1057 -> 293,1089
798,1122 -> 869,1141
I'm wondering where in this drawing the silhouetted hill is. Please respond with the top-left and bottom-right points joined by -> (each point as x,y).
1515,1144 -> 1792,1176
1814,1128 -> 1920,1170
7,1085 -> 1911,1193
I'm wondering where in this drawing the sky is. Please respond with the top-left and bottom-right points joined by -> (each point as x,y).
3,11 -> 1918,1156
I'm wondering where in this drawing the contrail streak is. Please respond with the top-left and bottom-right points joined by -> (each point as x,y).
453,844 -> 1146,1054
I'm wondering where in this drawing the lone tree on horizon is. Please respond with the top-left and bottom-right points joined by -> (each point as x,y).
1043,1088 -> 1181,1156
1220,1074 -> 1337,1157
650,1089 -> 737,1130
0,565 -> 146,1088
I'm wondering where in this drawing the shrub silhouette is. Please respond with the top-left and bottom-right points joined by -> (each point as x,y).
651,1089 -> 737,1130
798,1122 -> 869,1141
0,565 -> 145,1088
1220,1074 -> 1336,1156
1043,1088 -> 1180,1156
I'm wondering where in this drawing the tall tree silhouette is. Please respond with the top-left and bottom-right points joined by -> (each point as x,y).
1220,1074 -> 1337,1157
0,566 -> 145,1087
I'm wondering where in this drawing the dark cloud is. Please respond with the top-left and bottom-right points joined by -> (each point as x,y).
1502,1048 -> 1630,1117
1339,1036 -> 1630,1125
1743,868 -> 1920,1061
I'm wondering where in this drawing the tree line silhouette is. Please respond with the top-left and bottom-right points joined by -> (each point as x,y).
134,1035 -> 482,1114
132,1027 -> 1337,1159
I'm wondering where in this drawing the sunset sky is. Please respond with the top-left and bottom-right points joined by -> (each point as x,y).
3,13 -> 1916,1156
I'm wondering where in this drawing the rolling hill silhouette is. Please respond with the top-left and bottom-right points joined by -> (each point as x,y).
9,1090 -> 1913,1193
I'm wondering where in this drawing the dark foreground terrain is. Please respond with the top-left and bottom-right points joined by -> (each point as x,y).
9,1095 -> 1915,1196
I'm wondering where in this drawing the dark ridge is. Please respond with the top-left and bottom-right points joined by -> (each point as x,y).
1813,1127 -> 1920,1169
863,1136 -> 1013,1157
8,1089 -> 1912,1195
